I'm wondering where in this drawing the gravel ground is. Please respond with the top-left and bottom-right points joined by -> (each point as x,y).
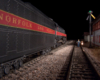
82,41 -> 100,62
1,42 -> 74,80
82,47 -> 100,65
82,47 -> 100,78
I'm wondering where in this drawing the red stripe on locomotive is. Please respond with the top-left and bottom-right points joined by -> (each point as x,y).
0,9 -> 55,34
56,31 -> 66,37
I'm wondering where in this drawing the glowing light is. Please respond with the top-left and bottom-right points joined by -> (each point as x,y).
81,41 -> 84,45
89,10 -> 92,13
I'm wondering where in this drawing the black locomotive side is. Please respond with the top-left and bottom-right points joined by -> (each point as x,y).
0,0 -> 67,77
0,0 -> 56,76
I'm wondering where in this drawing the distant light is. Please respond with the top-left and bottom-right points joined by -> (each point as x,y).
81,41 -> 84,45
81,42 -> 83,45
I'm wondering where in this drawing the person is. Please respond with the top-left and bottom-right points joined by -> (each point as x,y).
77,39 -> 80,47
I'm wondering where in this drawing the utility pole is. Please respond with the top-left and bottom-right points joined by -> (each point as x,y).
86,10 -> 96,48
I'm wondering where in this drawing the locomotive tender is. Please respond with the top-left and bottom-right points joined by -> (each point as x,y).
55,23 -> 67,46
0,0 -> 67,77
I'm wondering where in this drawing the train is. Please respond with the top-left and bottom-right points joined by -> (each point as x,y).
0,0 -> 67,77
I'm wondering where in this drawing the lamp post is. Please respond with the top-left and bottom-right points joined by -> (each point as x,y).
86,10 -> 96,48
87,10 -> 93,47
89,13 -> 92,47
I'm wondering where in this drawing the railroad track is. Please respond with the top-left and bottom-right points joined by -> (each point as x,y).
66,46 -> 99,80
56,45 -> 100,80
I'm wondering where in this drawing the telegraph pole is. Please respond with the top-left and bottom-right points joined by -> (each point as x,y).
86,10 -> 96,48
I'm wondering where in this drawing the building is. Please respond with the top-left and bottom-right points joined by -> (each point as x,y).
92,14 -> 100,46
84,32 -> 93,42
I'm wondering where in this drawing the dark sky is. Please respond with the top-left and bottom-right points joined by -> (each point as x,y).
21,0 -> 99,40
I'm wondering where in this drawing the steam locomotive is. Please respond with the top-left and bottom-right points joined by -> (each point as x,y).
0,0 -> 67,77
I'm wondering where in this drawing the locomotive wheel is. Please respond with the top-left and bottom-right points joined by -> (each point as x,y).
14,61 -> 20,69
53,45 -> 56,48
46,49 -> 48,53
56,44 -> 58,48
4,65 -> 10,75
49,48 -> 51,52
19,60 -> 23,67
0,68 -> 3,78
41,50 -> 46,55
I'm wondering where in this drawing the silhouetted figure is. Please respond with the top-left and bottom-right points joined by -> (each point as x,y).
77,39 -> 80,47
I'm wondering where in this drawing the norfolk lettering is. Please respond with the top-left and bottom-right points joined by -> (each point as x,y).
0,11 -> 32,28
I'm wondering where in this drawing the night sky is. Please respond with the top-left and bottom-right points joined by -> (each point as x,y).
21,0 -> 99,40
